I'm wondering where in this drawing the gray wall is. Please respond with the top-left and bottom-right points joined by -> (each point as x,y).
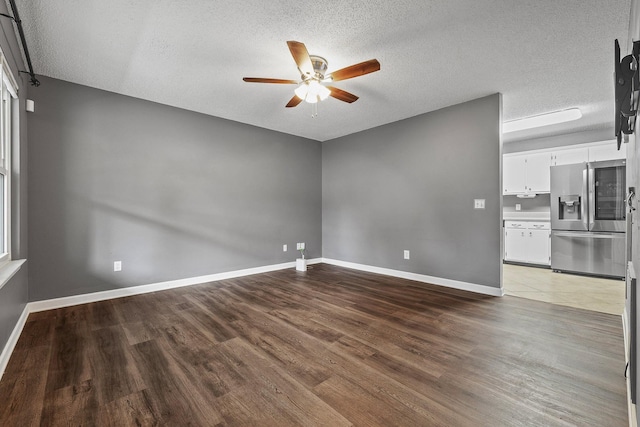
0,266 -> 28,351
0,2 -> 30,357
322,94 -> 502,288
28,77 -> 321,301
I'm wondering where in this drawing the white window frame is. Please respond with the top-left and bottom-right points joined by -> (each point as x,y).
0,54 -> 18,265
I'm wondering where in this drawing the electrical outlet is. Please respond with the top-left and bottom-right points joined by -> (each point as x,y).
283,244 -> 287,252
515,203 -> 521,211
474,199 -> 485,209
114,261 -> 122,272
404,250 -> 410,260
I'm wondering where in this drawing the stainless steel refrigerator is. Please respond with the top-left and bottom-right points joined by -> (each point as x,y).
550,159 -> 626,278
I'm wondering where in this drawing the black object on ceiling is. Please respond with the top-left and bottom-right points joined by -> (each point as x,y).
0,0 -> 39,86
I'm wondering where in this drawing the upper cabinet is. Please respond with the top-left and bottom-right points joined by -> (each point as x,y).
503,155 -> 527,194
503,152 -> 551,195
588,142 -> 627,162
526,152 -> 552,193
551,146 -> 589,166
503,140 -> 625,196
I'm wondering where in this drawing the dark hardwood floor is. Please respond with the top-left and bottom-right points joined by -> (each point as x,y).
0,264 -> 628,426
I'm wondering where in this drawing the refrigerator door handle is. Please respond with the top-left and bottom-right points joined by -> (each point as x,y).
553,231 -> 619,239
587,164 -> 595,231
582,166 -> 589,231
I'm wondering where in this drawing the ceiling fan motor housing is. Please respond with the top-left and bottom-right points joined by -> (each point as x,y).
308,55 -> 328,81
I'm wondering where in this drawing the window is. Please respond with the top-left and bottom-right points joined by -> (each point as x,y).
0,59 -> 17,263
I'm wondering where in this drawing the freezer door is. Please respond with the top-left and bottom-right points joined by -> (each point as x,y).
588,160 -> 626,232
551,231 -> 626,278
550,163 -> 588,231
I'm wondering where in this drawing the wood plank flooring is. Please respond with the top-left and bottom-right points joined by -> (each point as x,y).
0,264 -> 628,426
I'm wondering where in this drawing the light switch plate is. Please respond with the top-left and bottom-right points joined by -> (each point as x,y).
515,203 -> 521,211
474,199 -> 485,209
403,250 -> 410,260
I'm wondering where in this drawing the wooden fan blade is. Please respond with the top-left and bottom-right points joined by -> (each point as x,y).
286,95 -> 303,108
287,41 -> 314,77
327,86 -> 359,103
243,77 -> 298,84
327,59 -> 380,82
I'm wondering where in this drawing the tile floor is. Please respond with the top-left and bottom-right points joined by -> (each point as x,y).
503,263 -> 626,315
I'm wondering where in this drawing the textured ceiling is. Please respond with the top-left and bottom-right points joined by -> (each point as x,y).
14,0 -> 632,142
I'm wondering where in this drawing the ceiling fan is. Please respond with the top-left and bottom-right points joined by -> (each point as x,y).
243,41 -> 380,108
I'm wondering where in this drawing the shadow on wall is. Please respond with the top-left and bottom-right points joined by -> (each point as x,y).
83,195 -> 278,285
28,77 -> 322,301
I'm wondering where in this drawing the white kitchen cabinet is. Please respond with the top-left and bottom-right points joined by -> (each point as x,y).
503,152 -> 551,195
503,155 -> 527,194
503,140 -> 626,197
588,142 -> 626,162
504,221 -> 550,266
526,152 -> 552,193
504,223 -> 528,263
528,228 -> 551,265
551,147 -> 589,166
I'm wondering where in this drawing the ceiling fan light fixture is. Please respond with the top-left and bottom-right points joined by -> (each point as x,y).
295,80 -> 330,104
309,80 -> 330,101
294,83 -> 308,101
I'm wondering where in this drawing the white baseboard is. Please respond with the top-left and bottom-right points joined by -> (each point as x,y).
321,258 -> 504,297
624,306 -> 630,362
0,304 -> 29,381
29,258 -> 323,313
1,259 -> 322,378
623,306 -> 638,427
2,256 -> 495,380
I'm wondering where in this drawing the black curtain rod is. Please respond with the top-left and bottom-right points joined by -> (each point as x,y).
0,0 -> 39,86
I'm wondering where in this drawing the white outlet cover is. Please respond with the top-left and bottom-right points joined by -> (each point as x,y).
283,244 -> 287,252
114,261 -> 122,271
403,250 -> 410,260
515,203 -> 521,211
474,199 -> 485,209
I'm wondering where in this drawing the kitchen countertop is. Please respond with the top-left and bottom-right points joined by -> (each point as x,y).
503,213 -> 550,222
